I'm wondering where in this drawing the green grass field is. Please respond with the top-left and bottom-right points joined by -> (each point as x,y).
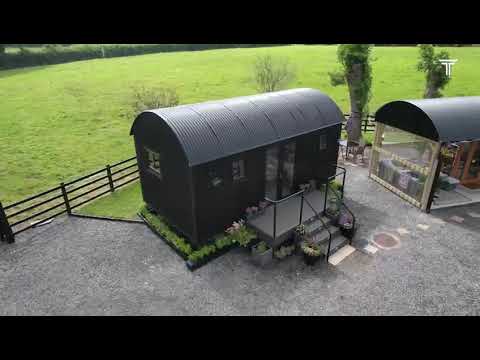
74,182 -> 142,220
1,45 -> 479,204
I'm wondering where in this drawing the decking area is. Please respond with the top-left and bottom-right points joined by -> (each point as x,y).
431,185 -> 480,210
247,190 -> 326,247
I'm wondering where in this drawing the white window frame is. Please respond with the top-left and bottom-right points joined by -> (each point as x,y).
145,147 -> 162,179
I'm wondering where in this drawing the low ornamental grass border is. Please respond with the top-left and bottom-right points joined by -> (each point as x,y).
139,206 -> 255,271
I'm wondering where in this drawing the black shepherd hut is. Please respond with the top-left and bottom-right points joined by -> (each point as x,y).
130,88 -> 345,247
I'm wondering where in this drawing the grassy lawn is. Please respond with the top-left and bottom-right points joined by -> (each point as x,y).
1,45 -> 479,204
74,182 -> 143,220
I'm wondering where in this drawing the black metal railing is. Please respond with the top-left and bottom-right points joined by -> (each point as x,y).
264,189 -> 306,247
324,165 -> 356,244
303,197 -> 333,261
262,165 -> 353,260
0,156 -> 139,243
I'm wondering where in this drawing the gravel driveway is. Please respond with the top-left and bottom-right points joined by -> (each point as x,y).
1,162 -> 479,315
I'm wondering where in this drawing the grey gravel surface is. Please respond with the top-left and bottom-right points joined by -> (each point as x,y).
1,162 -> 479,315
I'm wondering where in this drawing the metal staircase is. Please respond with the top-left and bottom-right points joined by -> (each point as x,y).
247,165 -> 356,262
302,197 -> 349,261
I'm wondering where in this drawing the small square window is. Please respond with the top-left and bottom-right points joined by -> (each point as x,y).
208,167 -> 223,188
145,147 -> 162,179
232,159 -> 246,181
319,134 -> 328,151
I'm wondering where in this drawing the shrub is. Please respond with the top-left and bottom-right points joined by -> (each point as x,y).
214,235 -> 234,250
226,219 -> 257,247
301,241 -> 322,257
253,241 -> 269,254
328,70 -> 346,86
140,205 -> 193,256
252,54 -> 296,92
131,85 -> 180,115
188,244 -> 217,263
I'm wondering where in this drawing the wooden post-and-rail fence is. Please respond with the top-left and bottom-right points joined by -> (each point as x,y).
342,114 -> 376,133
0,156 -> 139,244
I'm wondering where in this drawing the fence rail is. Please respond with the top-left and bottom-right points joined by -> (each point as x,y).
0,156 -> 139,243
342,114 -> 376,133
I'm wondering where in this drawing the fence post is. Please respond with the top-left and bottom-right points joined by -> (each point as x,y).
0,201 -> 15,244
363,118 -> 368,133
106,164 -> 115,192
60,183 -> 71,215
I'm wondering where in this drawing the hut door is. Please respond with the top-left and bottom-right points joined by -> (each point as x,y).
265,142 -> 296,200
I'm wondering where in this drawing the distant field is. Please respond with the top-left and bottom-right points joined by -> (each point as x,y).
1,45 -> 479,204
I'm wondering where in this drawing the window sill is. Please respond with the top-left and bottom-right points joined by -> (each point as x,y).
233,177 -> 248,184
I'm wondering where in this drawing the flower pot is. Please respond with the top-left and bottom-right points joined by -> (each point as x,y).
274,244 -> 295,260
325,211 -> 339,225
303,252 -> 321,266
251,244 -> 273,267
340,225 -> 355,239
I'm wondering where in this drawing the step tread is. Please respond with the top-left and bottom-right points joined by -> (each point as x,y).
305,218 -> 333,234
328,245 -> 356,265
309,225 -> 340,242
320,234 -> 349,255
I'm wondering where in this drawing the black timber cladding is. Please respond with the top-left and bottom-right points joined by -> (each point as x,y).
375,97 -> 480,142
131,88 -> 344,166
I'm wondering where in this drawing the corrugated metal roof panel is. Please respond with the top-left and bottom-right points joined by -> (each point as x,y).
131,88 -> 344,166
376,97 -> 480,142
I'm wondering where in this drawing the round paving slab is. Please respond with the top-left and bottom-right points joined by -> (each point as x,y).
372,232 -> 400,250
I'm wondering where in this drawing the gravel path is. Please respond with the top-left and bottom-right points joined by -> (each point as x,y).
1,162 -> 479,315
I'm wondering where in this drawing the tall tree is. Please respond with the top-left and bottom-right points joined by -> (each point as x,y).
417,44 -> 451,98
337,45 -> 373,142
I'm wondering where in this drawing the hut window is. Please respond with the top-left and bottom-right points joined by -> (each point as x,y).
232,159 -> 246,181
145,148 -> 162,179
319,134 -> 328,151
208,167 -> 223,188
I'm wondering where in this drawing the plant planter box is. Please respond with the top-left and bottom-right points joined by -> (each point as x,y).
251,246 -> 273,267
303,252 -> 321,266
139,212 -> 238,272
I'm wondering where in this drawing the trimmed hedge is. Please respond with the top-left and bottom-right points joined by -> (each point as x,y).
139,205 -> 256,264
0,44 -> 286,70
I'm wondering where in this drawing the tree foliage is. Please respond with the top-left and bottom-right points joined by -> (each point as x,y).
336,44 -> 373,141
417,44 -> 451,98
253,54 -> 296,92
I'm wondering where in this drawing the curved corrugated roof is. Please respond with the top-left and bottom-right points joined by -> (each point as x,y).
375,97 -> 480,142
131,88 -> 344,166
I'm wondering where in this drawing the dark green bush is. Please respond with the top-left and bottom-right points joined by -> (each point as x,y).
328,70 -> 346,86
1,44 -> 286,70
140,205 -> 243,264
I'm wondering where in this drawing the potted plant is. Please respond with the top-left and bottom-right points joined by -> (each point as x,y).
301,241 -> 322,266
251,241 -> 272,267
325,198 -> 340,224
295,224 -> 306,242
274,241 -> 295,260
226,220 -> 257,250
245,206 -> 259,220
258,201 -> 269,215
338,212 -> 354,239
